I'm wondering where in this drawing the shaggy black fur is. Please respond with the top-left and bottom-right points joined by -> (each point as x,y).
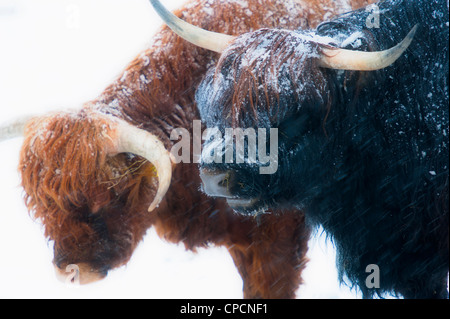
196,0 -> 449,298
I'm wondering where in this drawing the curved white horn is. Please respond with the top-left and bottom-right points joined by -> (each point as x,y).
149,0 -> 236,53
110,118 -> 174,212
0,115 -> 35,142
319,25 -> 418,71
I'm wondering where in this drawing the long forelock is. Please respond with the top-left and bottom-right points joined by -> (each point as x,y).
212,29 -> 327,127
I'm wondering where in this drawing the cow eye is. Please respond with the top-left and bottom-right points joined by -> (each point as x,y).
278,111 -> 319,150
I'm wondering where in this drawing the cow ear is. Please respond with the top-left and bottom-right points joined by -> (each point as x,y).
318,25 -> 418,71
149,0 -> 236,53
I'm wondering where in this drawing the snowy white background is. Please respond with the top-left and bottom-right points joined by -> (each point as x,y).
0,0 -> 362,299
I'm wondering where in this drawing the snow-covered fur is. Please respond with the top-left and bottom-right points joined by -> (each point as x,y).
18,0 -> 374,298
197,0 -> 449,298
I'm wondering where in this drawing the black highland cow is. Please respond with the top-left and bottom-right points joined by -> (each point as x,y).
152,0 -> 449,298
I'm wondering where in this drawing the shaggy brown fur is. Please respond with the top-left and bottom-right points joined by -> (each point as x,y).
19,0 -> 374,298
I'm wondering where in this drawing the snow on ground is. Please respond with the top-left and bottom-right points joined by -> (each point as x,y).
0,0 -> 361,299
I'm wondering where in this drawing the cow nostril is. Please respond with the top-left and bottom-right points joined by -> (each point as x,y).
200,169 -> 234,198
217,172 -> 231,188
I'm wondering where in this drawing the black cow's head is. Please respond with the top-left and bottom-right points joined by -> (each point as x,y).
196,28 -> 332,214
151,0 -> 416,215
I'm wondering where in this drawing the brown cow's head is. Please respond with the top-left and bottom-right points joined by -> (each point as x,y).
19,110 -> 173,284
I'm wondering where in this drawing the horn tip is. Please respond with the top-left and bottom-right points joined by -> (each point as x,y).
148,202 -> 160,212
407,24 -> 419,41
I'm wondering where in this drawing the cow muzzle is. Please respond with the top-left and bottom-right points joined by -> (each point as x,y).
200,168 -> 258,209
54,263 -> 107,285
